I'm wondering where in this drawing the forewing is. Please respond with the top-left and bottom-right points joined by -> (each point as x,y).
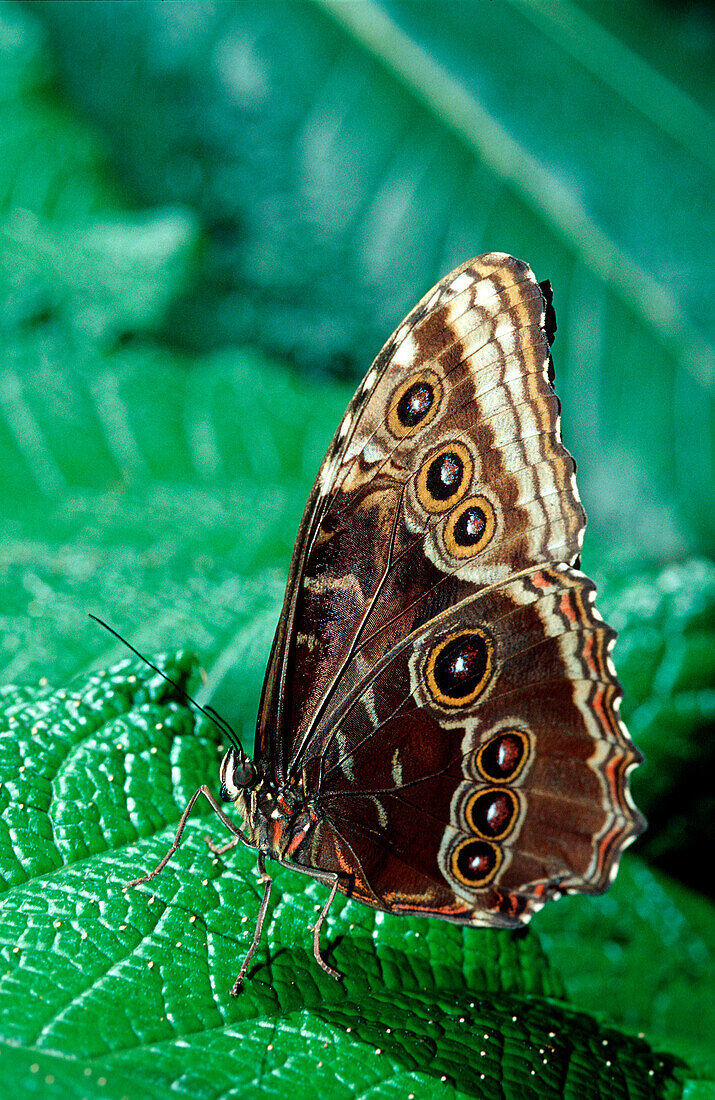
256,253 -> 584,782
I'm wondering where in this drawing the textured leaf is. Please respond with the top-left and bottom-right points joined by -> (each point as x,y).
0,209 -> 200,345
29,0 -> 715,548
588,555 -> 715,888
538,857 -> 715,1078
0,3 -> 712,1092
0,0 -> 118,220
0,657 -> 685,1100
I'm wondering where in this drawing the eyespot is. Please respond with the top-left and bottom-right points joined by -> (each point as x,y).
416,441 -> 473,513
474,730 -> 530,784
444,496 -> 496,558
425,628 -> 494,708
451,837 -> 501,887
464,787 -> 520,840
387,370 -> 443,438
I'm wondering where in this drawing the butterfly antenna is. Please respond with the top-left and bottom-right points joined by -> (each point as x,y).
203,705 -> 243,748
88,613 -> 242,751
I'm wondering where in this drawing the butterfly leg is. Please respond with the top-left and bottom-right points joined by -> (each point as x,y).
276,859 -> 343,983
205,835 -> 241,856
310,874 -> 341,982
124,784 -> 251,890
230,851 -> 273,996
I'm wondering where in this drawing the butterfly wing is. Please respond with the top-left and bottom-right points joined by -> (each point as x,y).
256,252 -> 643,920
258,253 -> 582,781
295,564 -> 644,923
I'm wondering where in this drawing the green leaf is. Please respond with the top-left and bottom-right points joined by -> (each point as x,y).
569,0 -> 714,116
0,4 -> 711,1092
538,858 -> 715,1078
0,209 -> 201,345
30,0 -> 715,547
0,0 -> 119,220
588,556 -> 715,886
0,657 -> 686,1099
0,2 -> 200,348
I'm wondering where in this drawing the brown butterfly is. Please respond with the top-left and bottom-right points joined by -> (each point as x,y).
126,252 -> 645,995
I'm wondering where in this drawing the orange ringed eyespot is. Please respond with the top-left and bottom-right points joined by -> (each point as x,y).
444,496 -> 496,558
450,837 -> 501,887
424,628 -> 494,708
416,442 -> 473,513
387,370 -> 443,438
464,787 -> 520,840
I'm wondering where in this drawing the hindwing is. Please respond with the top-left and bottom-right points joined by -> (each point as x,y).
293,565 -> 643,922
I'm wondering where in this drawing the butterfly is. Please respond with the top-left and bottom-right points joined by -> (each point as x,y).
126,252 -> 645,995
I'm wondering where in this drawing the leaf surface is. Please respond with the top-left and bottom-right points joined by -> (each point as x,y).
30,0 -> 715,547
0,3 -> 711,1093
0,657 -> 684,1100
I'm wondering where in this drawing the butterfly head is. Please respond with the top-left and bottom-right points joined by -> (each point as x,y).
219,746 -> 255,802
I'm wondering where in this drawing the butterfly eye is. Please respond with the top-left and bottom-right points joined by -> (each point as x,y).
234,760 -> 255,786
219,748 -> 255,802
416,442 -> 474,513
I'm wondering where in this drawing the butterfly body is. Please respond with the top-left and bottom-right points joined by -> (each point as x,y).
128,253 -> 645,991
219,756 -> 317,864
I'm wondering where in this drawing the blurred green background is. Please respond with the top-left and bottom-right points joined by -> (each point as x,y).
0,1 -> 712,1097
